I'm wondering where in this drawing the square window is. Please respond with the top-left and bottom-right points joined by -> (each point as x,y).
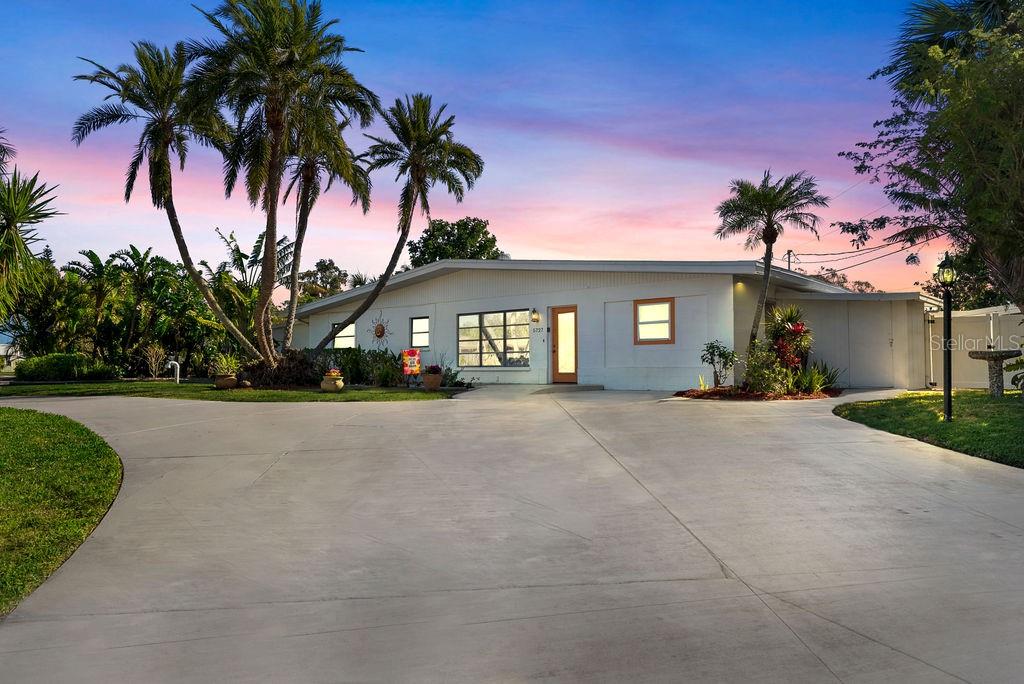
634,298 -> 675,345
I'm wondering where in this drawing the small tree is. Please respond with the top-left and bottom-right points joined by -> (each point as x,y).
142,343 -> 165,378
700,340 -> 736,387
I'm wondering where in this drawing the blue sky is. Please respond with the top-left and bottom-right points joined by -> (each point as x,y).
0,1 -> 940,290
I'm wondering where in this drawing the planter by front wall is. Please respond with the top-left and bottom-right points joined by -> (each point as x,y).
422,374 -> 443,391
214,374 -> 238,390
321,376 -> 345,392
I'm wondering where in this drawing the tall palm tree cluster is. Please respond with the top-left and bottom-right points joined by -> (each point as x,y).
73,0 -> 483,367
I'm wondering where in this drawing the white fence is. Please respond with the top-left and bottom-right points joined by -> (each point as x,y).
926,305 -> 1023,389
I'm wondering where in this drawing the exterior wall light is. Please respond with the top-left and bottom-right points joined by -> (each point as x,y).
530,308 -> 541,323
936,252 -> 958,422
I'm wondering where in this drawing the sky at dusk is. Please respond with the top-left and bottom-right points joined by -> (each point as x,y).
0,0 -> 946,292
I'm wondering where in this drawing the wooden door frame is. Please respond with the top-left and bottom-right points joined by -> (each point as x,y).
550,305 -> 578,383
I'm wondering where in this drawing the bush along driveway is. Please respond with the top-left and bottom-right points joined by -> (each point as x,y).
0,407 -> 122,615
834,390 -> 1024,468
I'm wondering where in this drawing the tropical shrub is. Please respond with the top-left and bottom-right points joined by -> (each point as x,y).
766,305 -> 813,369
366,349 -> 404,387
744,342 -> 789,394
811,360 -> 841,390
700,340 -> 736,387
209,353 -> 240,376
240,348 -> 316,387
14,352 -> 118,381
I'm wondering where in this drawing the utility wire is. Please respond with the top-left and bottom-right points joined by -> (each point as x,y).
833,241 -> 922,272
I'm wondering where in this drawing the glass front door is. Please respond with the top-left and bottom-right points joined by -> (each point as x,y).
551,306 -> 577,383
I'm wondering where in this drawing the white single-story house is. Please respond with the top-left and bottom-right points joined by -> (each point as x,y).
288,259 -> 937,391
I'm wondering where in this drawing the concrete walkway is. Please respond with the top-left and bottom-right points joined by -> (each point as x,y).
2,388 -> 1024,682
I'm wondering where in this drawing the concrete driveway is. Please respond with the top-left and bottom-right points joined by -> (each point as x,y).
2,387 -> 1024,682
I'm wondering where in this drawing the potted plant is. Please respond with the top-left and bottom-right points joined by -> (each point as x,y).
321,367 -> 345,392
210,353 -> 239,390
422,364 -> 443,391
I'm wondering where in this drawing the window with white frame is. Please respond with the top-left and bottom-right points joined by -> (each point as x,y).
458,309 -> 530,367
411,317 -> 430,348
333,323 -> 356,349
633,298 -> 675,345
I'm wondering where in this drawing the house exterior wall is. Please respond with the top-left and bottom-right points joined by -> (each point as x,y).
302,269 -> 736,390
775,297 -> 930,389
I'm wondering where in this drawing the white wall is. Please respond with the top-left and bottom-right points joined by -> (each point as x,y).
301,269 -> 736,390
776,297 -> 930,389
929,310 -> 1023,389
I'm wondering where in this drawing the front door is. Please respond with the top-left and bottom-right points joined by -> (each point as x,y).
551,306 -> 578,383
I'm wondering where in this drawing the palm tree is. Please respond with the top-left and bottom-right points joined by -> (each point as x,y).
113,245 -> 174,353
200,228 -> 293,341
72,41 -> 261,359
347,271 -> 372,288
0,169 -> 59,319
313,93 -> 484,352
880,0 -> 1014,91
188,0 -> 377,361
63,249 -> 120,358
714,170 -> 829,357
281,114 -> 370,348
0,128 -> 14,177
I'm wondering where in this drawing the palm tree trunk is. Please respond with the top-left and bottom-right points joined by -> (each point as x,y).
282,176 -> 312,349
253,117 -> 287,363
162,180 -> 261,360
747,242 -> 775,357
313,191 -> 418,352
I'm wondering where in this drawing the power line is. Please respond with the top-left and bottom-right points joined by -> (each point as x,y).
833,241 -> 922,272
789,247 -> 897,265
794,242 -> 892,258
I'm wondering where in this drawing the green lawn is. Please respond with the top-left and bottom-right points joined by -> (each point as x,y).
0,381 -> 451,402
0,408 -> 122,615
834,390 -> 1024,468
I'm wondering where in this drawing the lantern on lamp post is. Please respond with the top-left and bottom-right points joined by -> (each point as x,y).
936,252 -> 958,422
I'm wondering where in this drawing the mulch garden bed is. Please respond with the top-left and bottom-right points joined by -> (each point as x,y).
674,386 -> 843,401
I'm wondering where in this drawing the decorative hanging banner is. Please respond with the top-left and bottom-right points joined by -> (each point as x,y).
401,348 -> 421,375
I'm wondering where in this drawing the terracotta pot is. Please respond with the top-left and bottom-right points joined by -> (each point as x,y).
321,376 -> 345,392
214,374 -> 238,390
422,374 -> 443,391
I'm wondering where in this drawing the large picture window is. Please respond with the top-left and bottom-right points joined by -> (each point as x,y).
333,323 -> 356,349
458,309 -> 530,367
634,297 -> 675,345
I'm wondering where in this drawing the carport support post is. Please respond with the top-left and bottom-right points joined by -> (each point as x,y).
943,287 -> 953,422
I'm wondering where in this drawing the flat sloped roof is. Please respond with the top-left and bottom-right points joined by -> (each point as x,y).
295,259 -> 885,317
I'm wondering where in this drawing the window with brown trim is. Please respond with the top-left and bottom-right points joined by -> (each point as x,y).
633,297 -> 675,345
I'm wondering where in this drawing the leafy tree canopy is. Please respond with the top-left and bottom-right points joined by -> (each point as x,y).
809,267 -> 880,293
296,258 -> 347,302
407,216 -> 505,268
840,9 -> 1024,312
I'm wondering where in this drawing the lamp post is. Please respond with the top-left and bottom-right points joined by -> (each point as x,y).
936,252 -> 958,422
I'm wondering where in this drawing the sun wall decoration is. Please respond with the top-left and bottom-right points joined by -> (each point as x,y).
368,311 -> 392,348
